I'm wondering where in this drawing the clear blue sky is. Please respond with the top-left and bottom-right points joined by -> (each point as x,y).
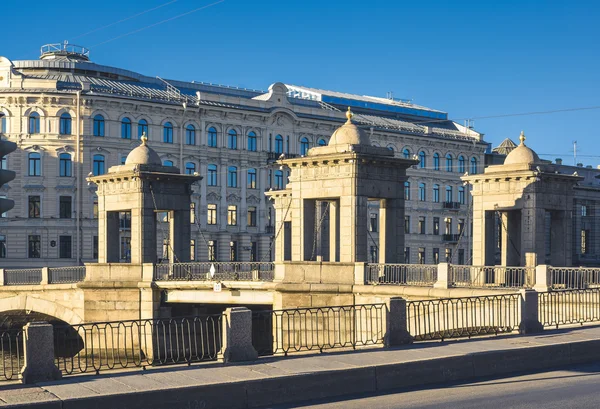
2,0 -> 599,164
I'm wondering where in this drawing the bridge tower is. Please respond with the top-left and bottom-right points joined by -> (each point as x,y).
266,108 -> 417,308
84,135 -> 201,322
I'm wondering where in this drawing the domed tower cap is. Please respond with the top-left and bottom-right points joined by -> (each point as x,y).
503,131 -> 541,166
328,107 -> 371,146
125,133 -> 162,166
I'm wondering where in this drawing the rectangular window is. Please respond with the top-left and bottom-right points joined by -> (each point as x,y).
0,235 -> 6,258
208,240 -> 217,261
190,239 -> 196,261
230,241 -> 238,261
93,200 -> 98,219
369,214 -> 378,232
121,237 -> 131,261
458,249 -> 465,265
404,247 -> 410,263
162,239 -> 170,262
227,167 -> 238,188
418,247 -> 425,264
119,212 -> 131,229
207,204 -> 217,225
250,242 -> 257,262
582,205 -> 588,217
581,229 -> 590,254
433,248 -> 439,264
28,235 -> 41,258
370,246 -> 378,263
227,205 -> 237,226
59,196 -> 72,219
247,171 -> 257,189
93,236 -> 98,259
28,196 -> 41,218
433,186 -> 440,203
433,217 -> 440,235
190,203 -> 196,224
418,216 -> 426,234
208,166 -> 218,186
247,206 -> 257,227
445,248 -> 452,262
404,216 -> 410,234
458,219 -> 465,235
445,217 -> 452,235
59,235 -> 72,259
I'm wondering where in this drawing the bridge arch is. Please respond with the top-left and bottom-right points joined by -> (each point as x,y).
0,295 -> 83,326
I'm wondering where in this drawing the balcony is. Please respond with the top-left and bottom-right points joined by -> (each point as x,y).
442,234 -> 461,243
267,152 -> 299,162
443,202 -> 461,210
265,225 -> 274,234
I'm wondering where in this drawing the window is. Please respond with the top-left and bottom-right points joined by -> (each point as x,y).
163,160 -> 173,167
208,240 -> 217,261
207,204 -> 217,225
227,166 -> 238,187
28,235 -> 41,258
370,246 -> 378,263
458,186 -> 465,204
404,247 -> 410,263
93,154 -> 105,176
275,135 -> 283,154
121,156 -> 127,165
28,112 -> 40,134
247,168 -> 257,189
28,196 -> 40,218
404,215 -> 410,234
185,124 -> 196,145
1,156 -> 6,170
318,138 -> 326,146
190,203 -> 196,224
93,236 -> 98,259
433,217 -> 440,235
251,242 -> 257,262
458,155 -> 465,173
418,248 -> 426,264
121,117 -> 132,139
419,183 -> 426,201
247,206 -> 257,227
300,137 -> 310,155
470,157 -> 478,174
59,236 -> 72,259
433,184 -> 440,203
369,213 -> 378,232
182,162 -> 195,175
247,131 -> 257,152
59,153 -> 72,177
28,152 -> 41,176
433,153 -> 440,170
93,199 -> 98,218
458,249 -> 465,265
207,164 -> 217,186
0,115 -> 6,133
445,186 -> 453,202
433,248 -> 440,264
419,151 -> 426,169
230,241 -> 238,261
0,235 -> 5,258
121,237 -> 132,261
404,181 -> 410,200
582,205 -> 588,217
458,218 -> 465,235
445,153 -> 453,172
190,239 -> 196,261
388,146 -> 395,153
419,216 -> 426,234
59,196 -> 72,219
582,229 -> 589,254
274,170 -> 283,189
445,248 -> 452,262
138,119 -> 148,139
163,122 -> 173,143
93,114 -> 105,137
207,127 -> 217,147
227,129 -> 237,149
445,217 -> 453,235
227,205 -> 237,226
120,212 -> 131,229
403,148 -> 411,159
59,113 -> 72,135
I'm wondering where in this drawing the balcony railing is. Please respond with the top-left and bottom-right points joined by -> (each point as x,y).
443,202 -> 461,210
442,234 -> 461,243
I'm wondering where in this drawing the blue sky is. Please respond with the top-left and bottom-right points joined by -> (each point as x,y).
2,0 -> 599,164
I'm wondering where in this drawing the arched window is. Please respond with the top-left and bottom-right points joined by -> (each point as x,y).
247,131 -> 257,152
59,113 -> 72,135
433,184 -> 440,203
458,186 -> 465,204
227,166 -> 238,187
185,124 -> 196,145
445,154 -> 453,172
28,112 -> 40,134
121,117 -> 132,139
318,138 -> 326,146
433,153 -> 440,170
419,151 -> 426,169
445,185 -> 453,202
207,164 -> 217,186
458,155 -> 465,173
274,170 -> 283,189
185,162 -> 196,175
404,181 -> 411,201
163,122 -> 173,143
163,160 -> 174,167
59,153 -> 72,177
93,115 -> 105,137
138,119 -> 148,139
419,183 -> 426,201
28,152 -> 41,176
207,127 -> 217,147
228,129 -> 237,150
1,156 -> 6,170
388,146 -> 395,153
247,168 -> 257,189
403,148 -> 411,159
274,135 -> 284,154
471,157 -> 478,174
0,115 -> 6,133
93,154 -> 105,176
300,137 -> 310,156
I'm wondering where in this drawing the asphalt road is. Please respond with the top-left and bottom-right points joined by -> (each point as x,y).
272,363 -> 600,409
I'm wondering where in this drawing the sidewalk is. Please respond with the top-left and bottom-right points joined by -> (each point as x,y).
3,325 -> 600,409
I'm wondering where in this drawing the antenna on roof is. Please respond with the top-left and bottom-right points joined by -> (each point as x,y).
386,91 -> 394,100
573,140 -> 577,166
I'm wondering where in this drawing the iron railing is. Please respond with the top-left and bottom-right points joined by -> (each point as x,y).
366,263 -> 437,286
252,304 -> 385,356
54,315 -> 222,376
48,266 -> 86,284
449,265 -> 533,289
407,294 -> 521,341
538,288 -> 600,328
548,267 -> 600,289
0,330 -> 23,381
4,269 -> 42,285
153,262 -> 274,281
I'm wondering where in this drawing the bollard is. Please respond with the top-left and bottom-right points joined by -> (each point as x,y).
20,322 -> 62,384
433,263 -> 450,289
533,265 -> 551,292
41,267 -> 49,285
385,297 -> 413,346
518,289 -> 544,334
219,307 -> 258,363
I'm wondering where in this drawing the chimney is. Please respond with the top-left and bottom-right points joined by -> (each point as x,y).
555,158 -> 562,165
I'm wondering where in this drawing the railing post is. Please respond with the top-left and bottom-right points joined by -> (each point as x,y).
142,263 -> 155,282
219,307 -> 258,363
534,265 -> 551,292
385,297 -> 413,346
41,267 -> 49,285
20,322 -> 62,384
0,268 -> 4,286
433,262 -> 450,289
518,289 -> 544,334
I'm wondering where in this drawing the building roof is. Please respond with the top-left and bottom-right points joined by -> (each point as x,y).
492,138 -> 518,155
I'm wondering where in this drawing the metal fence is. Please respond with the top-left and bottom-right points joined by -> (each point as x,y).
54,315 -> 222,376
366,263 -> 437,286
4,269 -> 42,285
0,330 -> 23,381
549,267 -> 600,290
252,304 -> 386,356
48,266 -> 86,284
449,265 -> 533,289
153,262 -> 275,281
407,294 -> 521,341
538,288 -> 600,328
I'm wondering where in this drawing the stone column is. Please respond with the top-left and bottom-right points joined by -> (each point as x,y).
379,199 -> 404,264
105,211 -> 120,263
534,264 -> 551,292
433,262 -> 450,289
329,199 -> 339,262
385,297 -> 413,346
518,289 -> 543,334
483,210 -> 496,266
131,208 -> 157,264
219,307 -> 258,363
302,199 -> 316,261
170,209 -> 191,263
20,322 -> 62,384
550,210 -> 567,266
